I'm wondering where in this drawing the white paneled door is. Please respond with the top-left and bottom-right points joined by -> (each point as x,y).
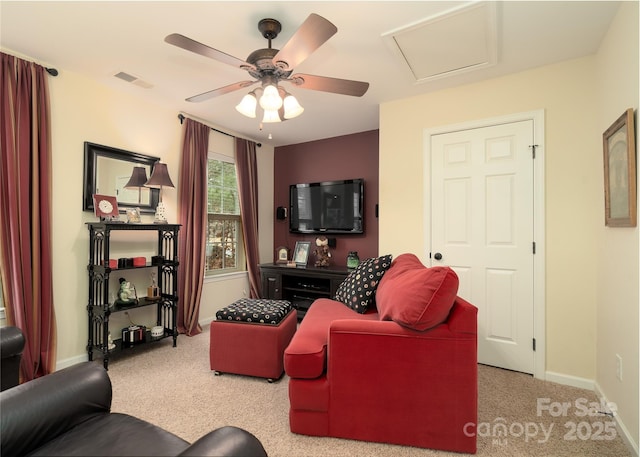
430,120 -> 535,374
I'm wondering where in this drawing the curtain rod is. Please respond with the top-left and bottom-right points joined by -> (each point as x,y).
2,51 -> 58,75
177,114 -> 261,147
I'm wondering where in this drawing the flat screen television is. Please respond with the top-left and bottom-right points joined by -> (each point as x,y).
289,179 -> 364,234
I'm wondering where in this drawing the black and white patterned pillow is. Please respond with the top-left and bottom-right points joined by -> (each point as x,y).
334,255 -> 393,313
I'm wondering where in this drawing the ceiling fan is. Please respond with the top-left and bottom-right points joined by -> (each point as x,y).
165,13 -> 369,122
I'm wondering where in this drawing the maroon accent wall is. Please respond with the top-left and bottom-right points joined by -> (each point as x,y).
273,130 -> 379,267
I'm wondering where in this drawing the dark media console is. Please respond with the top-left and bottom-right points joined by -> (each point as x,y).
259,263 -> 350,320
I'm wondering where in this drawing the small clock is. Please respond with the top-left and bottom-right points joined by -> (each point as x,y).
275,246 -> 289,264
93,194 -> 119,219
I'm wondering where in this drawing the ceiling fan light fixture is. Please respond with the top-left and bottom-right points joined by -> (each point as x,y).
235,91 -> 257,118
283,92 -> 304,119
262,109 -> 281,123
166,14 -> 369,131
259,84 -> 283,111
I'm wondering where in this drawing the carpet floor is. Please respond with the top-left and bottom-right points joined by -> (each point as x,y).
107,324 -> 632,456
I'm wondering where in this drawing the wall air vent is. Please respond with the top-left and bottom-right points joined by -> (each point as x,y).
114,71 -> 153,89
382,2 -> 497,84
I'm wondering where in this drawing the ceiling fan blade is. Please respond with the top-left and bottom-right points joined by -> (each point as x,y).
273,14 -> 337,70
289,74 -> 369,97
165,33 -> 254,71
186,81 -> 257,103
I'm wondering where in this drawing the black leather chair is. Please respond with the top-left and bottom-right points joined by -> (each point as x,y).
0,326 -> 25,391
0,362 -> 268,456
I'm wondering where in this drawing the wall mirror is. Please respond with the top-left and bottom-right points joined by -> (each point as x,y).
83,142 -> 160,214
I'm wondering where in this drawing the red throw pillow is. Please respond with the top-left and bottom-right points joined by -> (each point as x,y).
376,253 -> 459,331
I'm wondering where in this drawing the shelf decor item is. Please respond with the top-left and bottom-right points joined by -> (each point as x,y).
145,162 -> 175,224
122,325 -> 146,344
107,332 -> 116,350
93,194 -> 120,221
132,257 -> 146,267
117,258 -> 134,269
314,236 -> 332,267
151,325 -> 164,338
603,108 -> 636,227
114,277 -> 138,307
293,241 -> 311,266
147,271 -> 159,298
101,259 -> 117,269
276,246 -> 290,264
347,251 -> 360,269
125,207 -> 142,223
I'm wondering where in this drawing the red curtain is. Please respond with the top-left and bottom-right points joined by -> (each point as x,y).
177,118 -> 209,336
0,52 -> 57,380
235,139 -> 261,298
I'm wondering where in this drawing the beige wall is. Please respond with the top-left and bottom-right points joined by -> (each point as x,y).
47,69 -> 180,366
1,59 -> 275,367
381,55 -> 600,376
595,1 -> 639,449
380,2 -> 637,449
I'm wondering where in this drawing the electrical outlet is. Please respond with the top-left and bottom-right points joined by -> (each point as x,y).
616,354 -> 623,381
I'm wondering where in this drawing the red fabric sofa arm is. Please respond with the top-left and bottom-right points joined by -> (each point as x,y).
447,296 -> 478,333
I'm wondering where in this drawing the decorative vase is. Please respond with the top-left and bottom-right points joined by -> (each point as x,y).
346,251 -> 360,269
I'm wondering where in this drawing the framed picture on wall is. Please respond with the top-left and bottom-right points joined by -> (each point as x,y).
293,241 -> 311,266
603,108 -> 636,227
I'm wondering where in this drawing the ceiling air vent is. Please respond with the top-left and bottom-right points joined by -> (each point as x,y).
114,71 -> 153,89
382,2 -> 497,84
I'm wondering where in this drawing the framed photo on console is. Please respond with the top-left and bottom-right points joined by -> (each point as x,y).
293,241 -> 311,266
126,207 -> 142,223
603,108 -> 636,227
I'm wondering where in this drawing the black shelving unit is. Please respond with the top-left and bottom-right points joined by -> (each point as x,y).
86,222 -> 180,369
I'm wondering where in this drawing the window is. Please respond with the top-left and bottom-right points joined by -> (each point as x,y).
205,153 -> 245,276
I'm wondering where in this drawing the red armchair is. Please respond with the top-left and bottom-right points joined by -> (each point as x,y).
284,254 -> 478,453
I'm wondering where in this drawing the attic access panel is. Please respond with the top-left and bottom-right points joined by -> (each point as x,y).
383,2 -> 497,83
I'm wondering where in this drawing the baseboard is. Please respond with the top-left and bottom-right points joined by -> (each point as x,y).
199,315 -> 216,327
545,370 -> 595,390
56,353 -> 88,371
594,382 -> 639,457
546,371 -> 638,456
56,319 -> 218,372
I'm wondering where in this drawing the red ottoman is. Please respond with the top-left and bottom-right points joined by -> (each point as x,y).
210,299 -> 297,382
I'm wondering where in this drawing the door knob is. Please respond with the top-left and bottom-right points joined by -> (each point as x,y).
433,252 -> 443,261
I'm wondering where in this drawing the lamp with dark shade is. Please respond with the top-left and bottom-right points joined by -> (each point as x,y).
124,166 -> 149,205
145,163 -> 175,223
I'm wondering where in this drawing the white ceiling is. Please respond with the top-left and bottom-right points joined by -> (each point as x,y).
0,1 -> 621,147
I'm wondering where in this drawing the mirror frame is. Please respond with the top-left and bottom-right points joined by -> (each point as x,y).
83,142 -> 160,214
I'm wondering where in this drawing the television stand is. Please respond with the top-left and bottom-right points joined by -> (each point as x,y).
259,263 -> 350,320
